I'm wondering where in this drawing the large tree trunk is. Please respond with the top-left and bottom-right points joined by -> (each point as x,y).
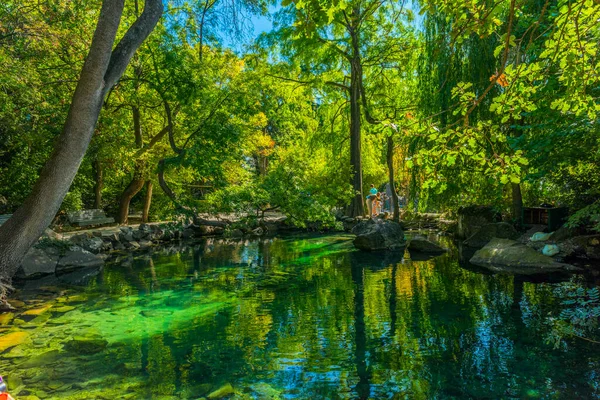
512,182 -> 523,226
0,0 -> 163,280
142,180 -> 153,223
346,54 -> 364,217
387,136 -> 400,223
93,158 -> 103,209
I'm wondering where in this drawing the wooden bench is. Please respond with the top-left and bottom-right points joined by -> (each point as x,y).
67,209 -> 115,227
0,214 -> 11,226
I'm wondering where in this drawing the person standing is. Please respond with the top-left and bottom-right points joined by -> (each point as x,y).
366,184 -> 378,217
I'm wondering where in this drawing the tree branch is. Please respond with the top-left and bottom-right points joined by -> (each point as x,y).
103,0 -> 163,95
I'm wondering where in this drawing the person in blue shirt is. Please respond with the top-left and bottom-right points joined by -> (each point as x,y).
366,184 -> 378,217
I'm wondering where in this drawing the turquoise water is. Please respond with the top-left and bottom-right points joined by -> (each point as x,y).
1,234 -> 600,399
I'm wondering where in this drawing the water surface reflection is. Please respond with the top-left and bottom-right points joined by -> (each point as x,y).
3,234 -> 600,399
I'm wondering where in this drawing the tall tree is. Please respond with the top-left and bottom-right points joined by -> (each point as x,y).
0,0 -> 163,281
274,0 -> 412,217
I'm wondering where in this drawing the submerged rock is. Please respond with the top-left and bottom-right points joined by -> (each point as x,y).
407,236 -> 446,254
470,238 -> 580,275
64,336 -> 108,354
463,222 -> 520,248
0,331 -> 28,352
207,383 -> 235,399
352,219 -> 405,251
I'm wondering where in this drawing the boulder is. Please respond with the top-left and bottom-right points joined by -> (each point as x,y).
407,236 -> 446,254
57,249 -> 104,272
81,236 -> 105,254
463,222 -> 520,248
352,219 -> 405,251
17,248 -> 58,278
457,206 -> 501,239
470,238 -> 580,275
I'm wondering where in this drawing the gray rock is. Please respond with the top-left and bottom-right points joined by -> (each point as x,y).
407,236 -> 446,254
82,237 -> 104,253
352,219 -> 405,251
463,222 -> 520,248
470,238 -> 580,275
57,249 -> 104,272
119,231 -> 134,242
17,247 -> 58,278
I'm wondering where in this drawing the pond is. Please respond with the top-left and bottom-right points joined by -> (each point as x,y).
1,234 -> 600,399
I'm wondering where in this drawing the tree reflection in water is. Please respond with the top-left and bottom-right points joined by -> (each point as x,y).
3,234 -> 600,399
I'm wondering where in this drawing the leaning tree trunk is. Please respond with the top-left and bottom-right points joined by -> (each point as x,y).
117,106 -> 145,224
118,173 -> 145,224
346,54 -> 365,218
0,0 -> 163,281
387,135 -> 400,223
142,180 -> 153,223
93,158 -> 103,209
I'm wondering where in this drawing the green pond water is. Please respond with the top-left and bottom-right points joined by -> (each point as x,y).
1,234 -> 600,399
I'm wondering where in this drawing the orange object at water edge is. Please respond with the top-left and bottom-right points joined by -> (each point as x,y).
0,393 -> 15,400
490,72 -> 509,87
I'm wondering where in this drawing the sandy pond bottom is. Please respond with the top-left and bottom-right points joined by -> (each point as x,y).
0,234 -> 599,399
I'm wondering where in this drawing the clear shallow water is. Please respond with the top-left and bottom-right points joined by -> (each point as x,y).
1,234 -> 600,399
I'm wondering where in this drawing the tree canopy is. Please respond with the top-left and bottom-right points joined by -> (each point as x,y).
0,0 -> 598,232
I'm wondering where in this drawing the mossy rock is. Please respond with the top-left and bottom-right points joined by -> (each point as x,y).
64,336 -> 108,354
207,383 -> 235,399
0,331 -> 29,351
470,238 -> 581,275
22,304 -> 52,316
